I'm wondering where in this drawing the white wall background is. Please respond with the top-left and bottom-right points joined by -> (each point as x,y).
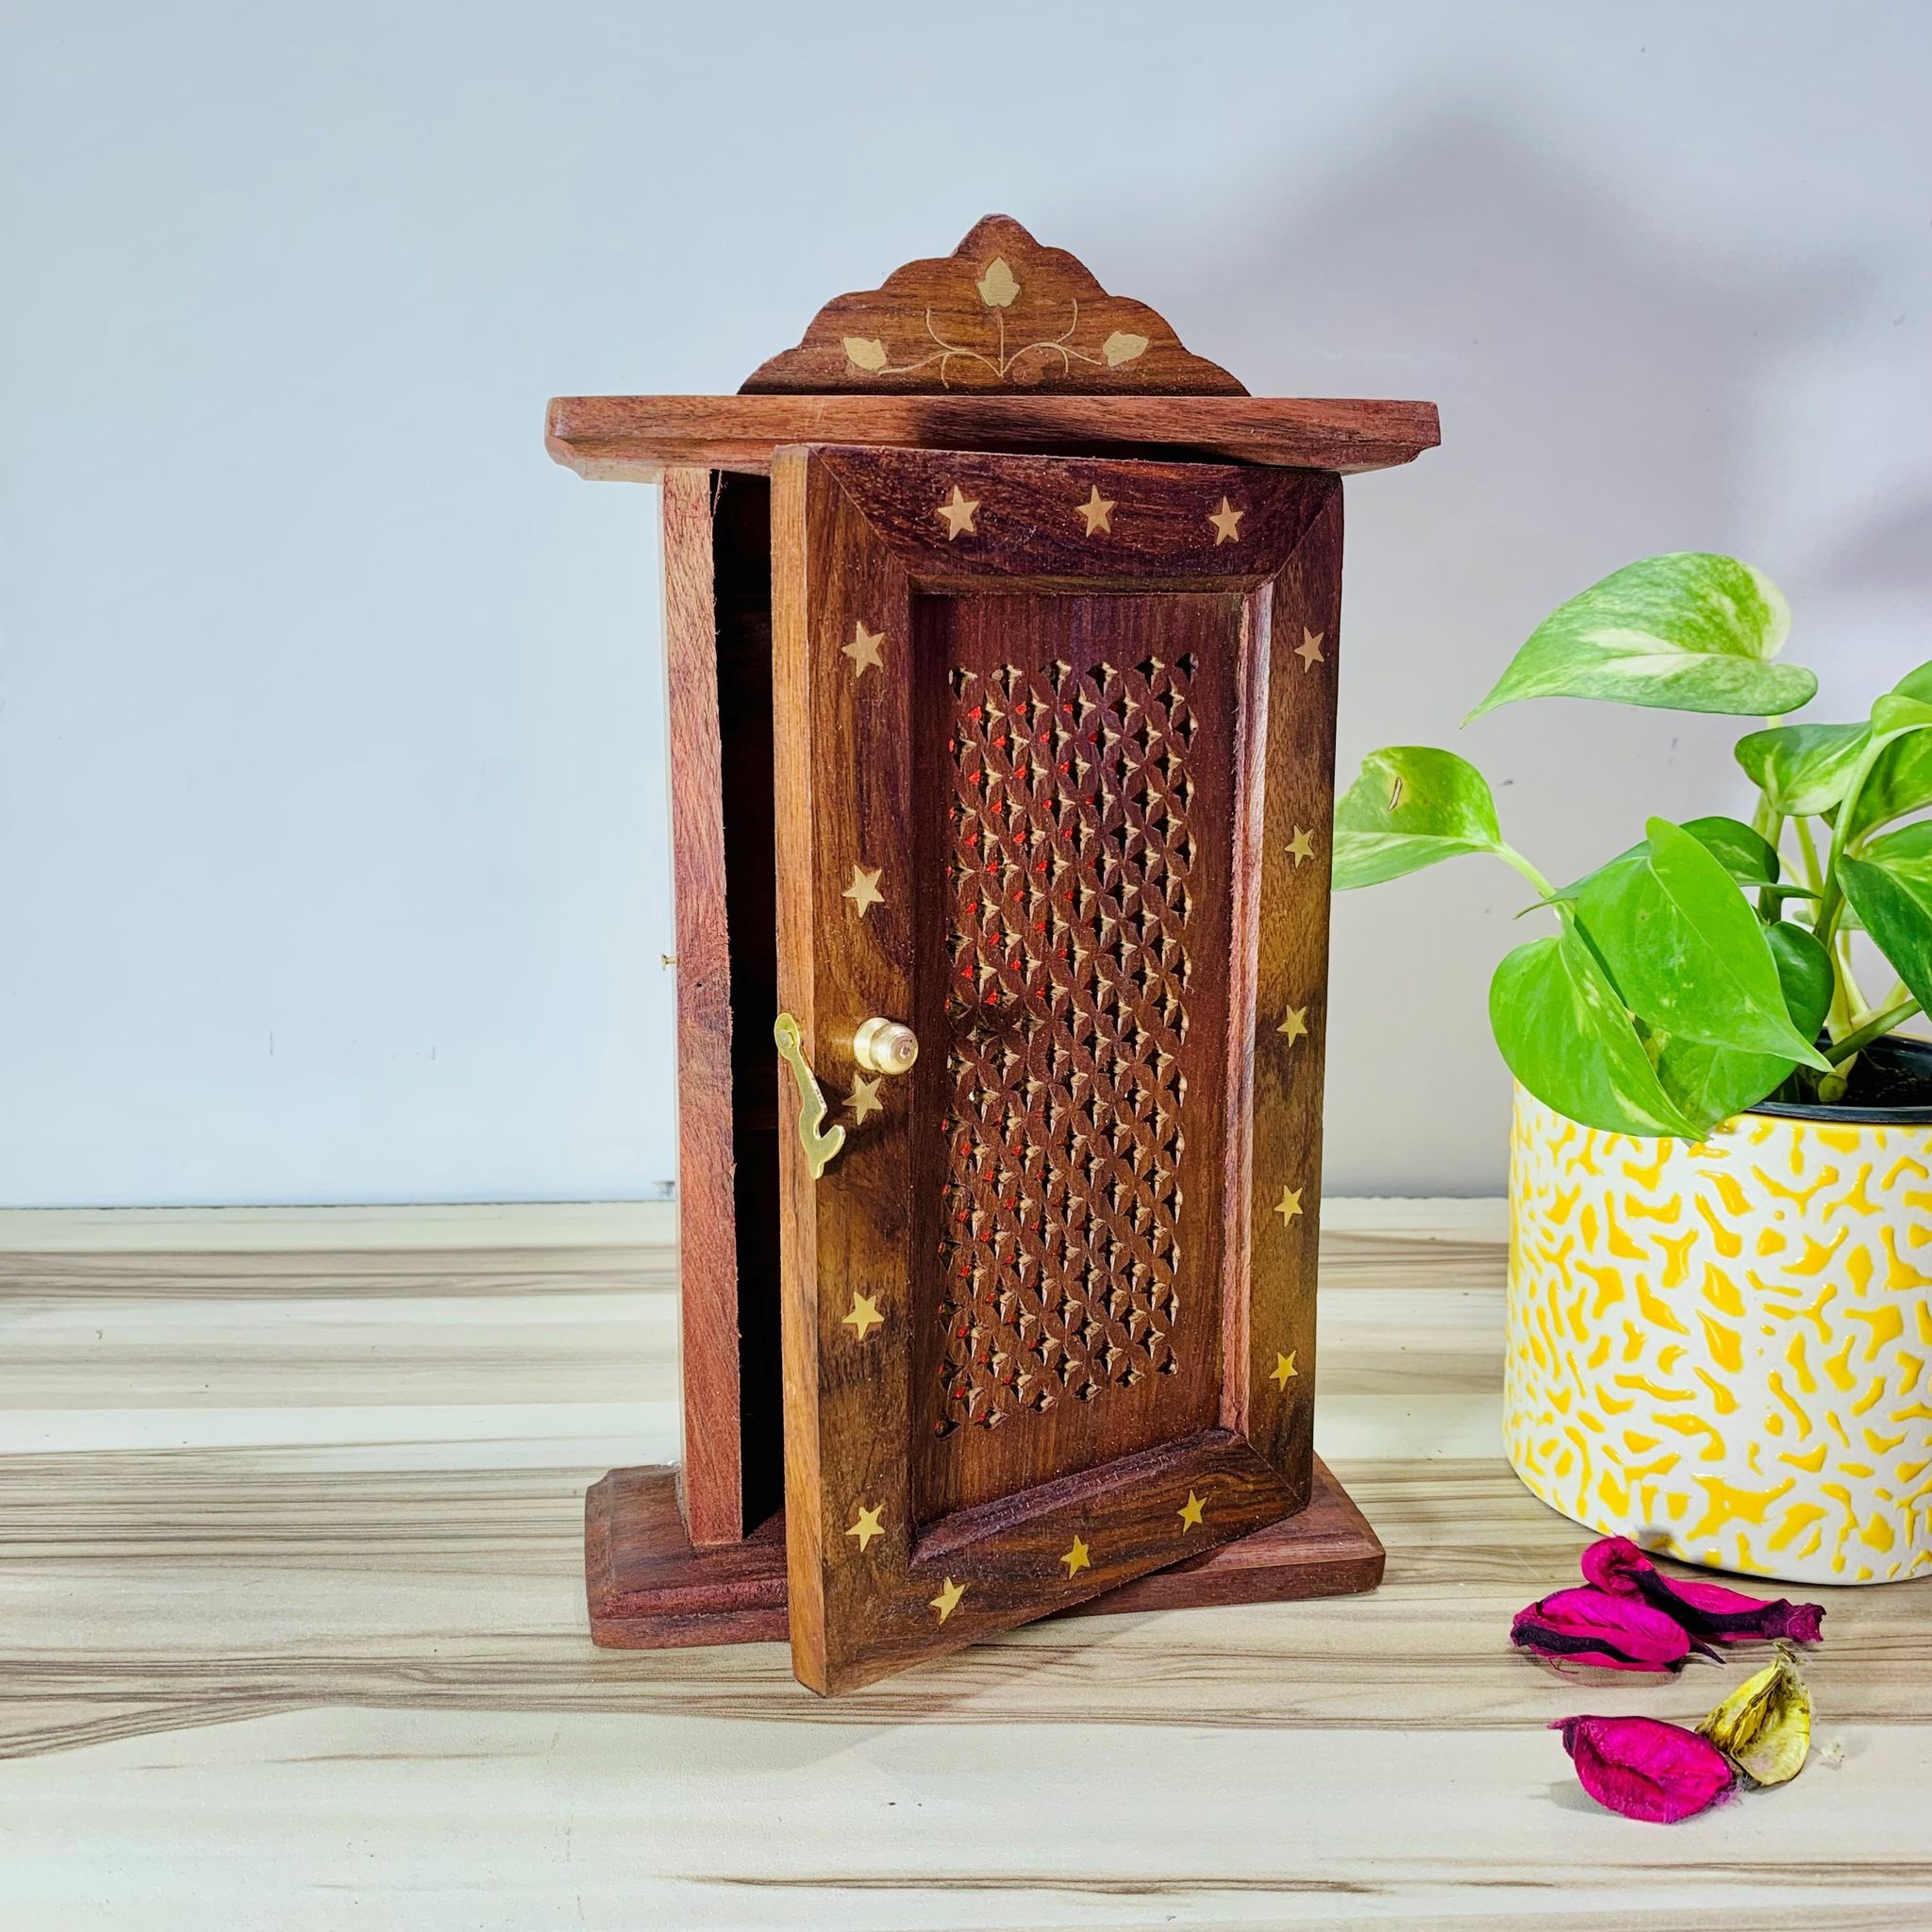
3,1 -> 1928,1205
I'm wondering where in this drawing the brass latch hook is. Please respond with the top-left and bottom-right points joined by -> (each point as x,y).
774,1012 -> 847,1181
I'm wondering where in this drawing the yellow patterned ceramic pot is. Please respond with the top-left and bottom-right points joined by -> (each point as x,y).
1505,1082 -> 1932,1586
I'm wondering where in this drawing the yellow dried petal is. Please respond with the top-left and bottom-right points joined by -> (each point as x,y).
1696,1645 -> 1811,1788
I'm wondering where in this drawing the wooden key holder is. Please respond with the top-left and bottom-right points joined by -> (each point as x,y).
547,217 -> 1439,1692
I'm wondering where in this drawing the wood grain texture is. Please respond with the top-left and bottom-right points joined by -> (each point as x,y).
658,469 -> 743,1545
1240,481 -> 1343,1495
771,445 -> 1342,1691
741,213 -> 1246,395
587,1457 -> 1382,1648
544,392 -> 1442,482
5,1200 -> 1931,1928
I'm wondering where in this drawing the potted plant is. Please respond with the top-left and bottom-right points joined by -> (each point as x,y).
1334,554 -> 1932,1587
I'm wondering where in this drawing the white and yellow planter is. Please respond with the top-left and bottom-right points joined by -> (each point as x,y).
1506,1087 -> 1932,1585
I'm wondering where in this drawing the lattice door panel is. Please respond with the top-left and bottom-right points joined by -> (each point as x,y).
909,592 -> 1237,1524
938,652 -> 1199,1431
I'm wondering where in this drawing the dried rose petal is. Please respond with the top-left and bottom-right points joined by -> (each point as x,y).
1554,1714 -> 1736,1824
1580,1537 -> 1824,1645
1511,1585 -> 1698,1673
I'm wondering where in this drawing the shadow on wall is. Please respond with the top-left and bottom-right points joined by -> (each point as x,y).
1082,105 -> 1874,1191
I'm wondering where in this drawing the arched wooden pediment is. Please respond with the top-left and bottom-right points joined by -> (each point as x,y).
741,214 -> 1247,397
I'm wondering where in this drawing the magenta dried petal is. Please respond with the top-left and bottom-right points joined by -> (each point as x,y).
1555,1714 -> 1735,1824
1655,1574 -> 1827,1644
1577,1536 -> 1825,1645
1761,1601 -> 1824,1644
1578,1535 -> 1654,1596
1511,1586 -> 1693,1673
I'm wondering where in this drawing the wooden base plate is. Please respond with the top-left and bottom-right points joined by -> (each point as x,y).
585,1458 -> 1383,1649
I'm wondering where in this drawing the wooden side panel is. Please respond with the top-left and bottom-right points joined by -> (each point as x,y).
1233,479 -> 1344,1499
710,476 -> 785,1534
659,468 -> 742,1546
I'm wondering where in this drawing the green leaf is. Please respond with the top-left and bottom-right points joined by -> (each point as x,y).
1839,821 -> 1932,1016
1467,553 -> 1811,721
1573,817 -> 1831,1068
1331,746 -> 1505,890
1836,684 -> 1932,844
1489,924 -> 1704,1138
1767,918 -> 1838,1036
1554,814 -> 1779,905
1735,722 -> 1869,816
1870,693 -> 1932,741
1841,734 -> 1932,843
1652,921 -> 1835,1127
1893,658 -> 1932,704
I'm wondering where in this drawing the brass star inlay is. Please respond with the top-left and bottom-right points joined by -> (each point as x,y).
1274,1185 -> 1304,1227
1271,1351 -> 1299,1390
842,864 -> 884,916
1177,1491 -> 1206,1533
1059,1535 -> 1091,1578
1287,826 -> 1317,867
1294,628 -> 1326,672
929,1575 -> 966,1623
1074,486 -> 1115,537
846,1074 -> 883,1124
936,486 -> 979,540
1277,1005 -> 1308,1044
841,1291 -> 883,1341
841,621 -> 885,678
846,1503 -> 884,1552
1208,497 -> 1244,545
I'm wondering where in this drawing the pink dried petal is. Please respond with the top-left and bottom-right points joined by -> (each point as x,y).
1579,1537 -> 1825,1645
1510,1586 -> 1695,1673
1555,1714 -> 1735,1824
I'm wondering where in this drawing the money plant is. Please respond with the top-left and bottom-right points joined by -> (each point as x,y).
1333,553 -> 1932,1138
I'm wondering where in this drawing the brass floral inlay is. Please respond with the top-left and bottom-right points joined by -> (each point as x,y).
841,255 -> 1150,387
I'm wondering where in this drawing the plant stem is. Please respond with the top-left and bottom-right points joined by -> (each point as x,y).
1824,996 -> 1921,1066
1496,845 -> 1558,902
1836,928 -> 1871,1018
1753,793 -> 1787,918
1792,816 -> 1825,894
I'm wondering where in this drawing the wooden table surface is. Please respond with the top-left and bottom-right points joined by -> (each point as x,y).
4,1199 -> 1927,1928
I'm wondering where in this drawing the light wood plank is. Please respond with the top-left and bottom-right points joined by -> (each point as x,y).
2,1201 -> 1927,1926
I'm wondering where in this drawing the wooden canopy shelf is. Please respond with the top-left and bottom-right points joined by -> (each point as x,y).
545,393 -> 1441,483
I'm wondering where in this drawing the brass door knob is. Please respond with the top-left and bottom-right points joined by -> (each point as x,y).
852,1016 -> 919,1076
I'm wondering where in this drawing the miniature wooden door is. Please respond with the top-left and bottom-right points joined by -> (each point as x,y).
772,441 -> 1341,1692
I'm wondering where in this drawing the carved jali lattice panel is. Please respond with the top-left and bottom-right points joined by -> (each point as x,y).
938,654 -> 1200,1432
